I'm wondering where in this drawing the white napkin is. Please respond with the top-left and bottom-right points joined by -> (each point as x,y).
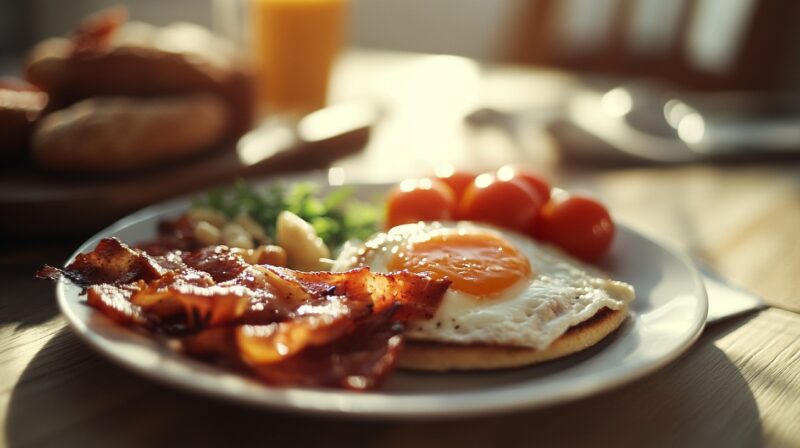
696,262 -> 767,323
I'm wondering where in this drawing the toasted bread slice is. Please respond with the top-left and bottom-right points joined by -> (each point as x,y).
398,306 -> 628,371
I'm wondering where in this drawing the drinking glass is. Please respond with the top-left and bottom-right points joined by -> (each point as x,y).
213,0 -> 349,116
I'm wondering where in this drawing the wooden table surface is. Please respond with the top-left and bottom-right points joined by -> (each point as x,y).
2,50 -> 799,448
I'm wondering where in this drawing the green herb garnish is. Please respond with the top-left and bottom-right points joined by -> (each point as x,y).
192,180 -> 381,248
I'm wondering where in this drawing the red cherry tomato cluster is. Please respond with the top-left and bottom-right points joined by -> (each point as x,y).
385,164 -> 615,262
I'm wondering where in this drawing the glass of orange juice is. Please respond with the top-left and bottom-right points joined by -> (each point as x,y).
245,0 -> 348,116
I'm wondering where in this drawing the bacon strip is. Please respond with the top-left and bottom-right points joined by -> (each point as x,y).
237,302 -> 355,365
86,283 -> 149,326
265,266 -> 450,321
38,238 -> 167,286
250,309 -> 405,390
40,238 -> 450,390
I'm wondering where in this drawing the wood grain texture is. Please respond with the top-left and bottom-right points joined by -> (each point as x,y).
2,200 -> 798,448
587,165 -> 800,313
2,301 -> 798,447
2,50 -> 800,448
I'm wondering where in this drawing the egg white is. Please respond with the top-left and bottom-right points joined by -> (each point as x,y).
333,222 -> 634,350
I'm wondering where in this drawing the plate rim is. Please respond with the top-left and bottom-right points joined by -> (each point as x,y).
55,177 -> 708,419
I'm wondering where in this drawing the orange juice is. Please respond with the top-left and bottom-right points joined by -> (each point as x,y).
250,0 -> 348,115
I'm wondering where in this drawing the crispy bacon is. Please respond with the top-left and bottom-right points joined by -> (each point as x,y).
135,215 -> 202,256
38,238 -> 167,286
250,309 -> 405,390
182,246 -> 250,282
86,283 -> 149,326
270,267 -> 450,321
40,238 -> 450,390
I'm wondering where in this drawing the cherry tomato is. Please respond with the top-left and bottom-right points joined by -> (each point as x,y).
535,193 -> 615,262
497,164 -> 551,202
434,164 -> 476,200
385,178 -> 457,229
459,174 -> 544,233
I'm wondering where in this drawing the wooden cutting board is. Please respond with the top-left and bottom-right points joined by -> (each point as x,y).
0,103 -> 376,239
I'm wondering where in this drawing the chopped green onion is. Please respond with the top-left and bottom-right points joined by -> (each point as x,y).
192,180 -> 381,248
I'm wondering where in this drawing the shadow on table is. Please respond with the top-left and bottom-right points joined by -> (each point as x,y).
6,314 -> 762,448
0,241 -> 79,329
4,327 -> 391,448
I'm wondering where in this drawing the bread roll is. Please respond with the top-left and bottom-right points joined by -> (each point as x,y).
25,18 -> 254,138
32,94 -> 229,173
0,82 -> 47,160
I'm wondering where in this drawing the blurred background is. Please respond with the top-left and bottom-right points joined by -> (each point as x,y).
3,0 -> 800,92
3,0 -> 800,235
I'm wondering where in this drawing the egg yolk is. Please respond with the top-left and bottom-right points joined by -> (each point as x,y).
388,232 -> 531,297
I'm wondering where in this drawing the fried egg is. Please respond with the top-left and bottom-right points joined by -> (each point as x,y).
332,222 -> 634,350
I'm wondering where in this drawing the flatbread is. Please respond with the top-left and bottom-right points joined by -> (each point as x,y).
397,306 -> 628,371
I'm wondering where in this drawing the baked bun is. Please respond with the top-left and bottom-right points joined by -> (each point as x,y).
25,11 -> 253,138
31,93 -> 229,173
0,81 -> 47,160
398,307 -> 628,371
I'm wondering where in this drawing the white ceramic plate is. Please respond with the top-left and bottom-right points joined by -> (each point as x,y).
56,175 -> 707,419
